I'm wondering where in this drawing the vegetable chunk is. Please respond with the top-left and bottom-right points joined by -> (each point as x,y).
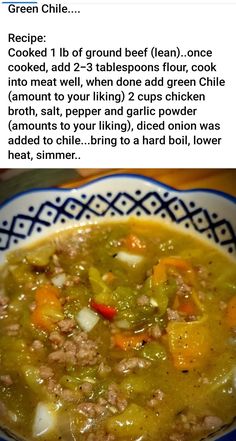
106,403 -> 159,438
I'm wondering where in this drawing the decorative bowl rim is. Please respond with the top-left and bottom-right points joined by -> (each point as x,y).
0,173 -> 235,210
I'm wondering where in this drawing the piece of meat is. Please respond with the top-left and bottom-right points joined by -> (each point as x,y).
5,323 -> 20,336
48,349 -> 76,365
77,402 -> 107,418
147,388 -> 164,407
0,375 -> 13,386
48,331 -> 100,367
203,415 -> 223,430
31,340 -> 44,351
72,332 -> 100,366
85,432 -> 115,441
98,361 -> 112,377
167,308 -> 182,321
107,383 -> 127,412
58,318 -> 76,333
137,295 -> 150,306
148,323 -> 162,339
115,357 -> 151,374
49,331 -> 65,349
169,434 -> 185,441
39,366 -> 54,380
79,382 -> 93,396
174,412 -> 223,436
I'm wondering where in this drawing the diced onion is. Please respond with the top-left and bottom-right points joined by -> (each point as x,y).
32,402 -> 56,437
150,297 -> 158,307
116,251 -> 144,266
76,307 -> 99,332
51,273 -> 66,288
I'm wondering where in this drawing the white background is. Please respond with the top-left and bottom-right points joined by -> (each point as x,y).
0,1 -> 235,168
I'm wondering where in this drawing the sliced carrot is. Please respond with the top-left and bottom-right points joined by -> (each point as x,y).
161,257 -> 192,271
31,285 -> 63,331
152,263 -> 167,285
112,332 -> 150,351
225,295 -> 236,328
122,234 -> 146,251
35,285 -> 61,307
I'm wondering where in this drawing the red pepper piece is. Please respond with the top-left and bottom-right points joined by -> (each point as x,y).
90,300 -> 117,320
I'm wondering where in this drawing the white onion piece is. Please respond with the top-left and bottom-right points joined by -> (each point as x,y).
76,307 -> 99,332
116,251 -> 144,266
51,273 -> 66,288
32,402 -> 56,437
150,297 -> 158,307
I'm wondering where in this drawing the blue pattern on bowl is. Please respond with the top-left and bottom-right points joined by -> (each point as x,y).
0,174 -> 235,262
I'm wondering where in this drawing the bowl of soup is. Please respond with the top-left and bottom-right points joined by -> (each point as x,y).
0,174 -> 235,441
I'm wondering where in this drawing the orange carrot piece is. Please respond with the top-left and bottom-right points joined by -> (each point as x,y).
35,285 -> 61,307
32,285 -> 63,331
122,234 -> 146,251
112,332 -> 150,351
161,257 -> 192,271
152,263 -> 167,285
225,295 -> 236,328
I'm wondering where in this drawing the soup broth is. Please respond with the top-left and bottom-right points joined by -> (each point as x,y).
0,219 -> 236,441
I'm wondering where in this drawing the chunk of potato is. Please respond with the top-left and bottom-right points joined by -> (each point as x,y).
106,403 -> 159,438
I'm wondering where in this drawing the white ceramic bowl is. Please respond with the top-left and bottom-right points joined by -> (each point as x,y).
0,173 -> 235,441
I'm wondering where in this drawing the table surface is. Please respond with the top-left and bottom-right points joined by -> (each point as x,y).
63,169 -> 236,197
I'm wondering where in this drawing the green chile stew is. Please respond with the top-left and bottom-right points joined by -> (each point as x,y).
0,219 -> 236,441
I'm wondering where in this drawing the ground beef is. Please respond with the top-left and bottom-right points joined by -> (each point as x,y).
39,366 -> 54,380
107,383 -> 127,412
147,388 -> 164,407
0,375 -> 13,386
47,379 -> 82,402
137,295 -> 150,306
30,340 -> 44,351
5,323 -> 20,336
77,402 -> 107,418
148,323 -> 162,339
202,415 -> 223,430
48,349 -> 76,365
73,331 -> 100,366
98,361 -> 112,377
79,382 -> 93,396
174,412 -> 223,436
175,274 -> 191,296
167,308 -> 182,321
49,331 -> 65,349
115,357 -> 151,374
58,318 -> 76,333
48,331 -> 100,367
169,434 -> 185,441
85,431 -> 115,441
